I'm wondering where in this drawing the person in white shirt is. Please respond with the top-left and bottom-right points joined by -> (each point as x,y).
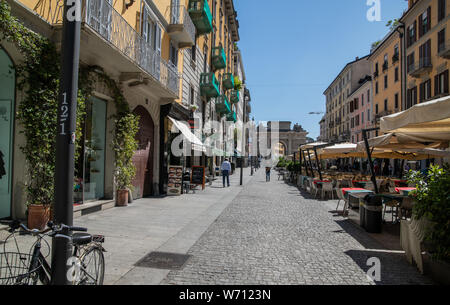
221,159 -> 231,187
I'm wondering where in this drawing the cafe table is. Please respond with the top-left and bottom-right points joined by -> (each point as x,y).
395,187 -> 416,196
341,188 -> 374,208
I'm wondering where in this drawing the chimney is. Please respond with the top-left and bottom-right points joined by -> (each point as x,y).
355,56 -> 359,61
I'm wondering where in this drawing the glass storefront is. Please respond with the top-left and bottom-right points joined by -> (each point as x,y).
74,97 -> 106,204
0,49 -> 14,218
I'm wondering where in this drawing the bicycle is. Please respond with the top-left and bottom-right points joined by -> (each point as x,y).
0,220 -> 105,285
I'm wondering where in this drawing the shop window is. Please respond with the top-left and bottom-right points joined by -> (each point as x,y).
74,97 -> 107,204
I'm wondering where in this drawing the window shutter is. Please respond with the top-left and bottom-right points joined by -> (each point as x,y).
414,20 -> 417,43
418,14 -> 423,37
444,70 -> 449,93
435,74 -> 440,96
427,6 -> 431,31
156,24 -> 162,55
142,7 -> 148,42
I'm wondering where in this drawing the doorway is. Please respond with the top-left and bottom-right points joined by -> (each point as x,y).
132,106 -> 155,198
0,48 -> 15,218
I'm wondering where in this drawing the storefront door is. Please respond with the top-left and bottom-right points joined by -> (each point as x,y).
74,97 -> 106,203
0,49 -> 15,218
132,106 -> 154,198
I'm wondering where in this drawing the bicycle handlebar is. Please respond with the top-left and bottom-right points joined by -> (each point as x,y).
0,220 -> 87,234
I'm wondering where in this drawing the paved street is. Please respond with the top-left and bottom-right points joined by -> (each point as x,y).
161,165 -> 432,285
1,164 -> 432,285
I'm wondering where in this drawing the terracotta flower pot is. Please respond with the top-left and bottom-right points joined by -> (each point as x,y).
27,204 -> 51,230
116,189 -> 129,207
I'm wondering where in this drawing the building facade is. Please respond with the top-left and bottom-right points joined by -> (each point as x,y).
348,77 -> 373,143
402,0 -> 450,110
323,56 -> 371,143
0,0 -> 248,219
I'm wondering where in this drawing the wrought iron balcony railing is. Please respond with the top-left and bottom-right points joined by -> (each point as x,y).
200,73 -> 220,98
408,57 -> 432,77
188,0 -> 213,35
216,95 -> 231,115
212,46 -> 226,70
226,111 -> 237,123
438,40 -> 450,59
392,53 -> 399,63
165,5 -> 196,48
222,73 -> 235,90
230,90 -> 240,104
37,0 -> 180,96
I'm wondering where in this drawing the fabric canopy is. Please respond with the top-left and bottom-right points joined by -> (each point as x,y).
300,142 -> 328,150
318,143 -> 357,159
169,117 -> 206,152
380,96 -> 450,141
355,133 -> 448,151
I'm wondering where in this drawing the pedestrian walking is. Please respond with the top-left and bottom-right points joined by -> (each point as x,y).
265,166 -> 271,182
221,158 -> 231,187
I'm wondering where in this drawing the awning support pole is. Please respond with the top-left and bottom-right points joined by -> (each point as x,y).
299,149 -> 303,175
302,150 -> 310,177
313,147 -> 322,180
363,128 -> 379,194
306,149 -> 314,178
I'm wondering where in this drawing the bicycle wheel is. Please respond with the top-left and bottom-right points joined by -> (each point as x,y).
76,246 -> 104,285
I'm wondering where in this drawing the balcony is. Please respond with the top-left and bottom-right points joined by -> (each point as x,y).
392,53 -> 399,63
212,46 -> 226,70
230,90 -> 240,104
215,95 -> 231,115
222,73 -> 235,90
38,0 -> 180,98
200,73 -> 220,98
375,110 -> 393,120
408,58 -> 432,78
226,111 -> 237,123
165,5 -> 196,48
438,40 -> 450,59
188,0 -> 213,35
382,62 -> 388,72
373,70 -> 379,78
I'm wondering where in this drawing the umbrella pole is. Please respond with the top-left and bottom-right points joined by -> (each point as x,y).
313,147 -> 322,180
363,129 -> 379,194
299,150 -> 303,175
303,150 -> 310,177
399,159 -> 405,179
306,149 -> 315,178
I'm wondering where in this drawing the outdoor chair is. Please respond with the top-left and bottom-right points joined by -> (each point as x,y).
364,182 -> 376,191
321,182 -> 334,200
335,188 -> 349,216
383,200 -> 399,223
310,180 -> 319,198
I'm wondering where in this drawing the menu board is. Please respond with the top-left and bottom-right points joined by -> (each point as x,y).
191,166 -> 206,190
167,165 -> 183,196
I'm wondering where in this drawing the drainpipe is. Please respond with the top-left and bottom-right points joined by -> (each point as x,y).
396,23 -> 406,111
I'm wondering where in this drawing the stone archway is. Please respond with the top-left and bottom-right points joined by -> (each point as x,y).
131,106 -> 155,198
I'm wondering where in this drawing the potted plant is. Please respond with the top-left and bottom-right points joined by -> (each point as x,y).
406,165 -> 450,284
112,113 -> 139,207
189,104 -> 198,112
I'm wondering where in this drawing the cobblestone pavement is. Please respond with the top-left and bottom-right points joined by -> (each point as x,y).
162,167 -> 433,285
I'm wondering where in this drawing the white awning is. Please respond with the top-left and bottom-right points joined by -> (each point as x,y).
300,142 -> 328,150
380,96 -> 450,141
169,117 -> 205,152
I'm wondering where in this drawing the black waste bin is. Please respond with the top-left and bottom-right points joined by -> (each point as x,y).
359,198 -> 366,229
363,194 -> 383,233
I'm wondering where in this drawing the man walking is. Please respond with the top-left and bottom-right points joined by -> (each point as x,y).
265,166 -> 271,182
221,159 -> 231,187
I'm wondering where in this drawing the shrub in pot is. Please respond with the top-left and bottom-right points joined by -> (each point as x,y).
113,113 -> 139,207
406,164 -> 450,264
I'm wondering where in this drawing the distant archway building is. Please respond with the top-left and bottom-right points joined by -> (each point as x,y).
257,121 -> 308,157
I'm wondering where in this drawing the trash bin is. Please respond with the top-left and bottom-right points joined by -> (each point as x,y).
359,198 -> 366,229
363,194 -> 383,233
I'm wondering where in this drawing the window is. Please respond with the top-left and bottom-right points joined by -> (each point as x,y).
384,75 -> 388,89
367,89 -> 370,102
419,7 -> 431,37
395,93 -> 399,109
190,86 -> 195,105
438,29 -> 446,53
407,52 -> 415,72
354,98 -> 359,110
407,86 -> 418,109
367,109 -> 370,122
395,67 -> 399,82
393,44 -> 399,62
435,70 -> 449,96
383,54 -> 388,70
438,0 -> 446,22
361,94 -> 364,106
407,22 -> 417,47
375,82 -> 379,94
169,42 -> 178,66
420,79 -> 432,102
375,104 -> 379,114
361,112 -> 364,124
191,42 -> 197,63
419,40 -> 432,67
384,99 -> 388,111
355,115 -> 360,126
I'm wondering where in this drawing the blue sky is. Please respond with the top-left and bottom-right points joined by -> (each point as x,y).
234,0 -> 408,139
